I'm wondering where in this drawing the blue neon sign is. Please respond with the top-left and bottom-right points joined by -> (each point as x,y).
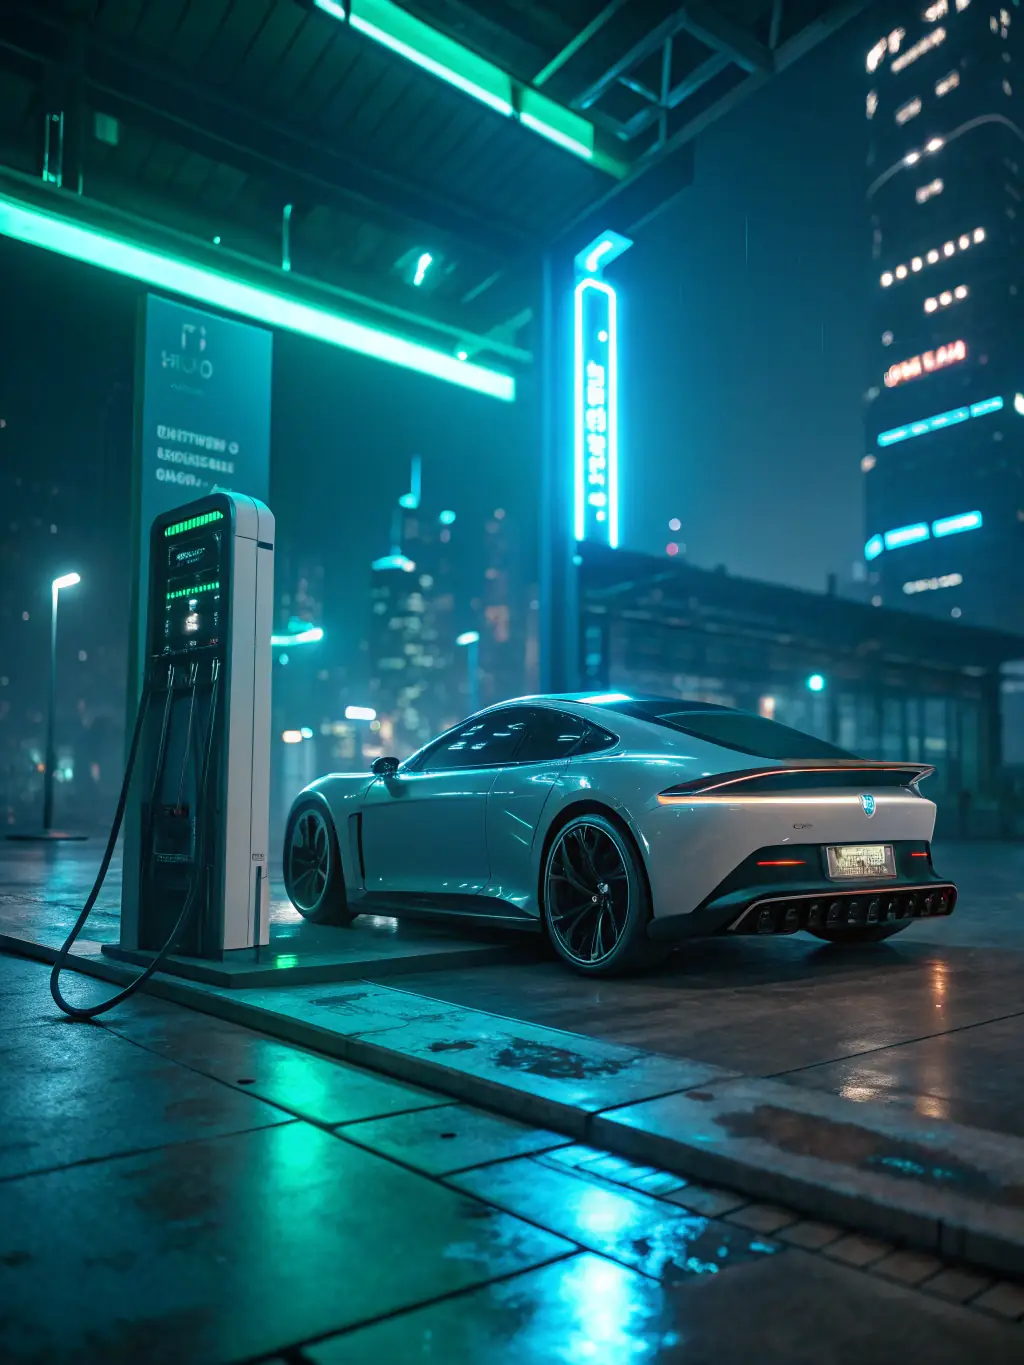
865,510 -> 983,557
877,395 -> 1004,447
574,276 -> 618,547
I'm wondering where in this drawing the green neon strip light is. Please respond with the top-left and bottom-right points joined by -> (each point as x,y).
0,194 -> 515,403
164,510 -> 224,537
166,580 -> 220,601
315,0 -> 623,178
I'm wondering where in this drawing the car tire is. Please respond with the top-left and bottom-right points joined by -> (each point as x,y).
283,798 -> 352,926
542,813 -> 665,976
808,923 -> 909,944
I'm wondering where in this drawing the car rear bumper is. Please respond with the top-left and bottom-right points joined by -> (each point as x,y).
647,840 -> 956,941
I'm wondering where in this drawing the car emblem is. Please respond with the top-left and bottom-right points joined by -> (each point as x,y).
860,794 -> 876,818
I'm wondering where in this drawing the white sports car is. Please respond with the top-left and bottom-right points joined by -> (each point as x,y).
282,694 -> 957,975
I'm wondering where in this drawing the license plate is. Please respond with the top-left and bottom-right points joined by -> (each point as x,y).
826,844 -> 896,880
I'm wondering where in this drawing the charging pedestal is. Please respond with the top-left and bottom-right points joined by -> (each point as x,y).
109,491 -> 274,966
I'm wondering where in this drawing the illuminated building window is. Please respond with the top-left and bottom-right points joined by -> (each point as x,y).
892,28 -> 945,74
885,523 -> 930,549
867,90 -> 878,118
935,70 -> 960,97
916,178 -> 944,203
896,97 -> 922,124
924,0 -> 948,16
934,510 -> 982,536
880,230 -> 982,289
903,572 -> 963,594
877,396 -> 1002,447
861,454 -> 877,472
956,0 -> 970,9
889,28 -> 906,53
866,38 -> 887,73
884,339 -> 967,387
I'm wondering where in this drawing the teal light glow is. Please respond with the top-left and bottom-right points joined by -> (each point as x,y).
372,553 -> 416,572
456,630 -> 480,646
864,534 -> 884,561
933,510 -> 982,537
310,0 -> 617,173
165,509 -> 223,537
439,509 -> 456,525
0,194 -> 515,402
806,674 -> 826,692
877,395 -> 1003,446
412,251 -> 433,287
167,580 -> 219,601
345,705 -> 377,721
884,523 -> 930,549
52,572 -> 80,592
579,692 -> 631,704
574,276 -> 618,547
271,626 -> 323,646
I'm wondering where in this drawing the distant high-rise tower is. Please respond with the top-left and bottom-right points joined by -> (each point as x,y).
863,2 -> 1024,630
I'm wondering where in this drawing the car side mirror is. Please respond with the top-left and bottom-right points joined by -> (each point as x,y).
371,756 -> 400,777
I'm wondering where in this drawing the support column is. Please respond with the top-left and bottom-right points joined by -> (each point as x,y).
538,248 -> 578,693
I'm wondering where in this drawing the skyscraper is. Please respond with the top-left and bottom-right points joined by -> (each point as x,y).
863,2 -> 1023,630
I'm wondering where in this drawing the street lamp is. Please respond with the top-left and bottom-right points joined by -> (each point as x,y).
456,630 -> 481,716
43,573 -> 81,832
8,572 -> 86,841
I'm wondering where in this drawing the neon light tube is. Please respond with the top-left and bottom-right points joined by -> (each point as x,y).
0,194 -> 515,402
932,510 -> 982,536
311,0 -> 613,173
877,395 -> 1002,446
271,627 -> 324,646
573,276 -> 618,548
884,523 -> 930,549
865,534 -> 884,561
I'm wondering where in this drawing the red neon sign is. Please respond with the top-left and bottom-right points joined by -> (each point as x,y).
884,339 -> 966,387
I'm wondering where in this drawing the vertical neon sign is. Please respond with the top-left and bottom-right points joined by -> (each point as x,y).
574,276 -> 618,547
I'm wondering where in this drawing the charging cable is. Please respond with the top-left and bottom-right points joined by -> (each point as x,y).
50,659 -> 220,1021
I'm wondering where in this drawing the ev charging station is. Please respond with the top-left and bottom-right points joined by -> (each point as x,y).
51,491 -> 275,1018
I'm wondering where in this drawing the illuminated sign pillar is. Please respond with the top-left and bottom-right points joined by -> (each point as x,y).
573,231 -> 631,549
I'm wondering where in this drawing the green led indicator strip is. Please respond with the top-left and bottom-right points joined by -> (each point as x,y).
166,580 -> 220,602
165,510 -> 224,538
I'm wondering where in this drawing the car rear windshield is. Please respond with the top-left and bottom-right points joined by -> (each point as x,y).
605,701 -> 854,760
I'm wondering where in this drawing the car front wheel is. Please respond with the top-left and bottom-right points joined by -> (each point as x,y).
542,814 -> 664,975
283,798 -> 352,926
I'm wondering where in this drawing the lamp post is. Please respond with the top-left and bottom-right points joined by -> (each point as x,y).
8,573 -> 86,841
43,573 -> 80,832
456,631 -> 480,716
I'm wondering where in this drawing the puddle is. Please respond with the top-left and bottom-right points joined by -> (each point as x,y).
494,1038 -> 635,1081
718,1103 -> 1022,1204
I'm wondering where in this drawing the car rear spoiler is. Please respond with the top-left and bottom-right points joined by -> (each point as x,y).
659,761 -> 936,798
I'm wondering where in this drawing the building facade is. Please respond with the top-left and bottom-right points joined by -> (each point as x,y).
580,545 -> 1024,834
863,2 -> 1024,630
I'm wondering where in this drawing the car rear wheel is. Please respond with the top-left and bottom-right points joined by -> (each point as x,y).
542,814 -> 664,975
283,798 -> 352,926
808,923 -> 909,944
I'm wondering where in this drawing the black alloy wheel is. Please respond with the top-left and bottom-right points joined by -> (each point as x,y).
283,798 -> 351,925
542,813 -> 662,975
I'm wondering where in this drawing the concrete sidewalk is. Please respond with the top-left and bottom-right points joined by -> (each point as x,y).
2,950 -> 1023,1364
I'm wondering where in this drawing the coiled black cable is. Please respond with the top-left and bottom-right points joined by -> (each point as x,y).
50,665 -> 220,1021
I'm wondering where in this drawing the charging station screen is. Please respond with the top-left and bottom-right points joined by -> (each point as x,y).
160,526 -> 224,655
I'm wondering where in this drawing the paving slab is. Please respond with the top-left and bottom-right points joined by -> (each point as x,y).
593,1075 -> 1024,1276
305,1247 -> 1024,1365
0,1020 -> 289,1179
0,1122 -> 574,1365
448,1155 -> 781,1282
338,1103 -> 568,1175
103,1006 -> 449,1126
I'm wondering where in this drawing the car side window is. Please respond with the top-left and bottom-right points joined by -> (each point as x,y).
576,723 -> 618,756
513,709 -> 587,764
416,709 -> 530,771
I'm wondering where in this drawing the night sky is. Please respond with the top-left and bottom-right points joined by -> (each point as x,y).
0,8 -> 873,676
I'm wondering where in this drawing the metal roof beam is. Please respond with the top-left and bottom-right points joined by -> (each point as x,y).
574,12 -> 689,110
0,4 -> 527,260
676,2 -> 773,74
533,0 -> 629,87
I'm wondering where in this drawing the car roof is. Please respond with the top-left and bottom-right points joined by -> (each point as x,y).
544,693 -> 738,714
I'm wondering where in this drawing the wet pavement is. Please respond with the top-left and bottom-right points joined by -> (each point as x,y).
355,843 -> 1024,1139
2,950 -> 1023,1363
